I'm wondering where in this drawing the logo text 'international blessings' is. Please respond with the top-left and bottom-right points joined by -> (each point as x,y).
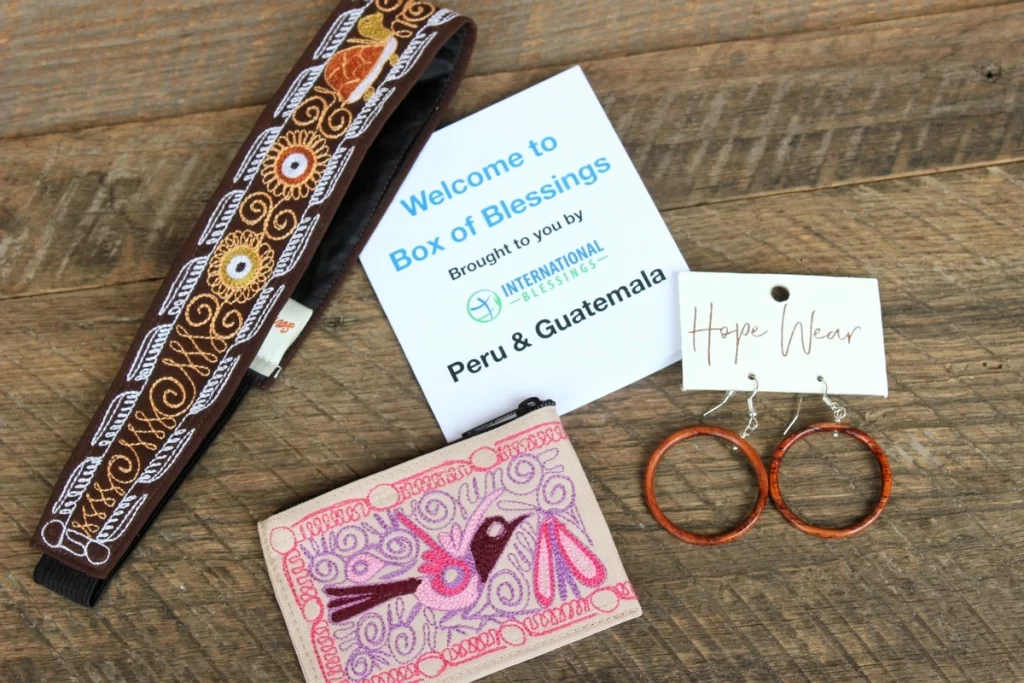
462,239 -> 607,323
501,239 -> 606,305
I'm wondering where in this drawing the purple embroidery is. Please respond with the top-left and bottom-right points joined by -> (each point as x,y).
297,447 -> 603,681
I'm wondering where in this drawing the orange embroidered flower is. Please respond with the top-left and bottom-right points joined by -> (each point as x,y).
207,230 -> 275,304
261,130 -> 330,200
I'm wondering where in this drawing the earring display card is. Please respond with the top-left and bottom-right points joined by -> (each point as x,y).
259,405 -> 641,683
678,272 -> 888,396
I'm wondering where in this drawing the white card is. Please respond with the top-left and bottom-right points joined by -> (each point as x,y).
679,272 -> 888,396
250,299 -> 314,377
361,66 -> 688,441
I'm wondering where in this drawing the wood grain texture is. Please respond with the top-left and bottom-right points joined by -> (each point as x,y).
3,3 -> 1024,298
4,1 -> 1024,681
3,157 -> 1024,681
0,0 -> 1015,140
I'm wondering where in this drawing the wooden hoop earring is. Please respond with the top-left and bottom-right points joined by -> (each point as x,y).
644,425 -> 769,546
769,423 -> 892,539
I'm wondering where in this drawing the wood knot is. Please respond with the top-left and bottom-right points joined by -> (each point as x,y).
322,316 -> 345,330
980,62 -> 1002,83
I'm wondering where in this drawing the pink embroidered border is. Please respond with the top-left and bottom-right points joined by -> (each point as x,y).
266,420 -> 637,683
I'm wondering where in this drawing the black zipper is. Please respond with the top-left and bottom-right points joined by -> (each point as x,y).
461,397 -> 555,439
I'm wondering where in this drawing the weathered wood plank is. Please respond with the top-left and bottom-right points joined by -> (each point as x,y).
2,162 -> 1023,681
3,4 -> 1023,298
0,0 -> 1014,139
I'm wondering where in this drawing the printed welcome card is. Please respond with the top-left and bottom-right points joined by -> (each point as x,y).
362,67 -> 687,440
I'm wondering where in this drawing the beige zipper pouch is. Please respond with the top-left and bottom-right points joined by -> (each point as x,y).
259,399 -> 641,682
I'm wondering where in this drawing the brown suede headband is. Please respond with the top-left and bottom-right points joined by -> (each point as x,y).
31,0 -> 476,606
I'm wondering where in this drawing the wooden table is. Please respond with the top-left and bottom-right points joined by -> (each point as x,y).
3,2 -> 1023,681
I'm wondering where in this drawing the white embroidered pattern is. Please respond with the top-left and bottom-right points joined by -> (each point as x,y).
200,189 -> 248,244
125,324 -> 173,382
274,67 -> 326,120
308,146 -> 354,208
234,130 -> 284,185
52,457 -> 102,516
273,215 -> 321,278
158,255 -> 211,316
96,494 -> 148,544
90,391 -> 141,447
137,429 -> 196,485
312,3 -> 373,61
188,355 -> 241,416
345,86 -> 396,140
234,285 -> 285,345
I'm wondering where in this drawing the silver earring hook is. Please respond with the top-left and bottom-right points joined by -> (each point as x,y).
783,395 -> 803,436
701,375 -> 759,450
818,375 -> 847,423
783,377 -> 848,437
702,390 -> 736,418
740,374 -> 759,440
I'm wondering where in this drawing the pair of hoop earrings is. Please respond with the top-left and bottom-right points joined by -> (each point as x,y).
644,376 -> 892,545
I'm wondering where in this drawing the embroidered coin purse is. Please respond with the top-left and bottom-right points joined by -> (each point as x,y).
259,399 -> 641,683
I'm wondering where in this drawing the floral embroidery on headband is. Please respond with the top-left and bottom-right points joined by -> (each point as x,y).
207,230 -> 275,304
262,130 -> 331,200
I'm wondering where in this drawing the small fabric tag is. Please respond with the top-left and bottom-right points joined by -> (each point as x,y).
250,299 -> 314,377
679,272 -> 888,396
259,406 -> 641,683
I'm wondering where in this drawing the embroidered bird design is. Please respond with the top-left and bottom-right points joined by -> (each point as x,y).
325,490 -> 526,622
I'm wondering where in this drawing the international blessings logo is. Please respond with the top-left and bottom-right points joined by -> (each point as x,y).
467,289 -> 502,322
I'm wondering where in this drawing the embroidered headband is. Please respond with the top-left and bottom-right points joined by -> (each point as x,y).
31,0 -> 476,607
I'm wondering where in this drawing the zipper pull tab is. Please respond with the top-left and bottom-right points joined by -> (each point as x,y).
461,397 -> 555,439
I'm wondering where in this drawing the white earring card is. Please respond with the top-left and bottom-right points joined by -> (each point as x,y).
678,272 -> 888,396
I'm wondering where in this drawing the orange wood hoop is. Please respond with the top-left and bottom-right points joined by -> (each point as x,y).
644,425 -> 769,546
769,423 -> 892,539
